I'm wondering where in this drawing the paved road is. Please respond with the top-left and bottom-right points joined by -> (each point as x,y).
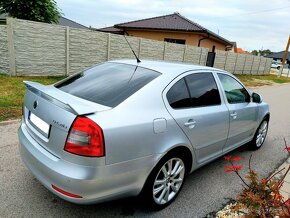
1,83 -> 290,218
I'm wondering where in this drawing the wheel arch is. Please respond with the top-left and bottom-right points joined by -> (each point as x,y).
138,144 -> 194,199
164,146 -> 193,174
140,144 -> 195,191
264,112 -> 270,121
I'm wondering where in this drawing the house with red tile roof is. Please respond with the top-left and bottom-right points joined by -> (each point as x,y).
98,12 -> 233,52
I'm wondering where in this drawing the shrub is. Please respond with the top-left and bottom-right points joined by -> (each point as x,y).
223,139 -> 290,217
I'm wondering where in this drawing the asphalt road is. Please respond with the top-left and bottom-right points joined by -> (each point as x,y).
1,83 -> 290,218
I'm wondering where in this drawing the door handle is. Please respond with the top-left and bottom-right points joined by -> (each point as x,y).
184,119 -> 196,129
230,112 -> 237,119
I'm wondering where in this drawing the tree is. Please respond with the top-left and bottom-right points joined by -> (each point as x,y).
251,49 -> 272,56
260,49 -> 272,57
0,0 -> 62,24
251,50 -> 258,56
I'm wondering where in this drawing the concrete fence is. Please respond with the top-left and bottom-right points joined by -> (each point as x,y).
0,18 -> 272,76
0,18 -> 208,76
214,50 -> 272,75
0,25 -> 9,73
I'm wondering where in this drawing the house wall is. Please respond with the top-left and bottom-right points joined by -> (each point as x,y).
126,29 -> 227,51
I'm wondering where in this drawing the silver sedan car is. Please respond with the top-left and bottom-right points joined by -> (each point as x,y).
18,60 -> 269,209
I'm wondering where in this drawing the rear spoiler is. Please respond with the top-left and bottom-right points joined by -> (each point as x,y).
24,81 -> 111,115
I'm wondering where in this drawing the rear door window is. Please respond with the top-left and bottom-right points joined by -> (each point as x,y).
166,72 -> 221,109
55,63 -> 160,107
166,78 -> 192,109
185,73 -> 221,107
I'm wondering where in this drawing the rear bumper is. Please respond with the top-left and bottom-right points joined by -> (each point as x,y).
18,122 -> 161,204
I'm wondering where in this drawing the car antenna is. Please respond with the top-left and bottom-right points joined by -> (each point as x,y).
124,35 -> 141,63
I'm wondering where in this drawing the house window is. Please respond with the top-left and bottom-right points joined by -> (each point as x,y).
164,38 -> 186,44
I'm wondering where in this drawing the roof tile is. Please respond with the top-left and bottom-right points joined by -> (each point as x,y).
115,13 -> 206,32
114,13 -> 232,45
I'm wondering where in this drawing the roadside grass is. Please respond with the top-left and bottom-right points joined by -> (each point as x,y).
0,74 -> 65,122
235,74 -> 290,87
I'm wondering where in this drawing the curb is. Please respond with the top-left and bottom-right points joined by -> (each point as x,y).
249,82 -> 290,90
0,119 -> 21,126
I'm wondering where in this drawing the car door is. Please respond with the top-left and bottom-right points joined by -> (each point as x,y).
164,71 -> 229,164
216,73 -> 258,153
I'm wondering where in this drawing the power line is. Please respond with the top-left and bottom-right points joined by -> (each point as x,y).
216,5 -> 290,19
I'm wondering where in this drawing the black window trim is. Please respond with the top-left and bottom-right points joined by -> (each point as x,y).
164,38 -> 186,44
165,71 -> 222,110
183,77 -> 193,106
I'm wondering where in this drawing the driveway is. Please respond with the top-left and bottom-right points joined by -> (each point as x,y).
1,83 -> 290,218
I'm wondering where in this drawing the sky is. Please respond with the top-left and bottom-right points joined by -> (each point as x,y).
55,0 -> 290,52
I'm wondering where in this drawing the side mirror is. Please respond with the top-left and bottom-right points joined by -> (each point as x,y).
252,92 -> 263,103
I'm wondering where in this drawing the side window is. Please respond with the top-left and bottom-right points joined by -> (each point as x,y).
218,74 -> 250,104
185,73 -> 221,107
166,78 -> 191,109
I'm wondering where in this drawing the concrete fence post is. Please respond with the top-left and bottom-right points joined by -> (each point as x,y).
242,55 -> 247,74
263,58 -> 268,75
233,53 -> 238,74
163,42 -> 166,60
224,52 -> 228,70
257,57 -> 262,75
204,49 -> 208,66
183,45 -> 187,62
65,26 -> 70,76
249,56 -> 255,75
198,48 -> 202,65
107,33 -> 111,61
138,38 -> 142,58
6,18 -> 16,76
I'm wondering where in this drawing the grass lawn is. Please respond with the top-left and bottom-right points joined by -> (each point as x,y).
235,74 -> 290,87
0,74 -> 65,122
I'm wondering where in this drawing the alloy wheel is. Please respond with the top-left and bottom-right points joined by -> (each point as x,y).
152,158 -> 185,205
256,120 -> 268,147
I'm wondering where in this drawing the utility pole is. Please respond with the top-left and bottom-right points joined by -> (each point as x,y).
278,36 -> 290,77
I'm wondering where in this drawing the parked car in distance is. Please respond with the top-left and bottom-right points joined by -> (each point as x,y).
18,60 -> 270,209
271,60 -> 282,70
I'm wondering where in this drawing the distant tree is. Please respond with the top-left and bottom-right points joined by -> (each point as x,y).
0,0 -> 62,24
251,50 -> 258,56
260,49 -> 272,57
251,49 -> 272,56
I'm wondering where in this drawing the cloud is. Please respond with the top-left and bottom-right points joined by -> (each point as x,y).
56,0 -> 290,51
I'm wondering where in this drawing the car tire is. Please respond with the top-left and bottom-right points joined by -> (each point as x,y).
249,119 -> 269,150
141,152 -> 187,210
277,66 -> 280,70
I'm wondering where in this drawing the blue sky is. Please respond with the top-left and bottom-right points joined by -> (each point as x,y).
55,0 -> 290,52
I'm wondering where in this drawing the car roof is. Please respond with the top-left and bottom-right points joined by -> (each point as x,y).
109,59 -> 223,76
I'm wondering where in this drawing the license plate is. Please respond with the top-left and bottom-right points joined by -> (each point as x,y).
29,112 -> 50,136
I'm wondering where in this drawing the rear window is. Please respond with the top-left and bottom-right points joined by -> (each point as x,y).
55,63 -> 160,107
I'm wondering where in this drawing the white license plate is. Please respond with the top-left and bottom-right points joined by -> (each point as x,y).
29,112 -> 50,135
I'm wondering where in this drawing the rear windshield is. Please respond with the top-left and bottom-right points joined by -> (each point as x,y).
55,63 -> 160,107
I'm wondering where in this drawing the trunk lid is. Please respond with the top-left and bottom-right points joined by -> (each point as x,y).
23,81 -> 111,158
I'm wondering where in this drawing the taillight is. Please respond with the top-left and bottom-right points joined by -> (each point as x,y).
64,116 -> 105,157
